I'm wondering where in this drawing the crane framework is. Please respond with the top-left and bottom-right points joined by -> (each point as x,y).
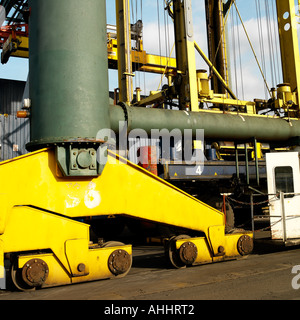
0,0 -> 299,290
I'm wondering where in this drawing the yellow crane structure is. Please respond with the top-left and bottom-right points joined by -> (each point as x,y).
0,0 -> 300,291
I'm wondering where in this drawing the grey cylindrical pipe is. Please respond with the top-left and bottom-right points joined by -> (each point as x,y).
110,104 -> 300,142
28,0 -> 110,150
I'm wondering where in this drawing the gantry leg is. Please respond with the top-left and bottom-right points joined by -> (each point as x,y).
1,206 -> 132,291
0,148 -> 253,290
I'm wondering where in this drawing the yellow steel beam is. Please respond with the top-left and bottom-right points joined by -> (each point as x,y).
0,240 -> 3,281
175,232 -> 251,265
108,37 -> 177,74
136,89 -> 168,106
1,35 -> 29,62
276,0 -> 300,105
0,149 -> 251,255
173,0 -> 199,111
0,148 -> 253,288
205,0 -> 230,95
194,41 -> 236,100
6,33 -> 176,75
116,0 -> 133,103
139,53 -> 177,74
1,204 -> 132,288
0,148 -> 223,232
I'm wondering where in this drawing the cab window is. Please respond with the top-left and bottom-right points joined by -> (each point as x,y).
275,166 -> 294,197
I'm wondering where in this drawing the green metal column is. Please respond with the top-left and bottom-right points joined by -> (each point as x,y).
116,0 -> 133,104
28,0 -> 110,176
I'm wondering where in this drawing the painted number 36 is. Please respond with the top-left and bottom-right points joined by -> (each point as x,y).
292,266 -> 300,290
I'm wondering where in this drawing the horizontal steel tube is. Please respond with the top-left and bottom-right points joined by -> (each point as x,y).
110,104 -> 300,142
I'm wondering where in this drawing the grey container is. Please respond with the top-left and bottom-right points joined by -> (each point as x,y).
0,79 -> 29,161
0,115 -> 30,161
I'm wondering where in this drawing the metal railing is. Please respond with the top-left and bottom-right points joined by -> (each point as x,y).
227,191 -> 300,243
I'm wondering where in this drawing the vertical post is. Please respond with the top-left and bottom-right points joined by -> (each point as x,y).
280,191 -> 287,243
235,143 -> 240,179
205,0 -> 230,95
250,192 -> 254,233
254,138 -> 260,186
0,257 -> 4,290
222,194 -> 227,225
0,236 -> 5,289
116,0 -> 133,104
244,143 -> 249,185
173,0 -> 199,111
276,0 -> 300,106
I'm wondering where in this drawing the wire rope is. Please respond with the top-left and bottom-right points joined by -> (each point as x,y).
270,0 -> 282,85
255,0 -> 268,99
265,0 -> 275,87
140,0 -> 146,97
157,0 -> 162,68
209,1 -> 232,85
230,7 -> 238,97
235,6 -> 245,100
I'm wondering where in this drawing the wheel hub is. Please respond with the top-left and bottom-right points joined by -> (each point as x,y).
108,249 -> 131,276
179,242 -> 198,265
237,235 -> 254,256
21,259 -> 49,287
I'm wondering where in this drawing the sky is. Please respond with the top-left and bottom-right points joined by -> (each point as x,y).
0,0 -> 299,102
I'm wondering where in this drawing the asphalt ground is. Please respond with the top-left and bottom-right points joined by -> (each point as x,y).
0,243 -> 300,301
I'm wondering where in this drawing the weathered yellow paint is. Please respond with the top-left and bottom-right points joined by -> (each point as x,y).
208,225 -> 226,256
17,243 -> 132,288
176,237 -> 212,265
2,206 -> 89,273
3,35 -> 29,59
6,28 -> 176,74
18,253 -> 71,287
0,148 -> 251,288
0,194 -> 12,235
0,240 -> 4,279
1,204 -> 131,288
186,39 -> 199,112
65,239 -> 90,277
175,232 -> 253,265
0,148 -> 224,234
